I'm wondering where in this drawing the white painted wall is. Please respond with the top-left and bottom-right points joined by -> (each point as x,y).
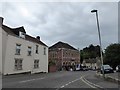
3,35 -> 48,75
0,26 -> 2,74
86,63 -> 97,69
0,17 -> 3,89
1,27 -> 8,74
0,26 -> 2,90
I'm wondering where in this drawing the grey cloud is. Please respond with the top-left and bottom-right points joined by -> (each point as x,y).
1,2 -> 118,50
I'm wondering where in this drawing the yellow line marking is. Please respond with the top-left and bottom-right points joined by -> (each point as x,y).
80,75 -> 103,89
80,76 -> 96,88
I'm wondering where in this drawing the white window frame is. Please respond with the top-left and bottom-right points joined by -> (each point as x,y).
14,58 -> 23,70
19,31 -> 25,39
34,60 -> 39,69
36,45 -> 39,54
28,46 -> 32,56
44,47 -> 46,55
15,44 -> 21,55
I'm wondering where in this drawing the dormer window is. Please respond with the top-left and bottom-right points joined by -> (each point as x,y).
19,31 -> 25,39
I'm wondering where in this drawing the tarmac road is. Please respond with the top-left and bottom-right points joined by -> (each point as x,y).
2,71 -> 119,89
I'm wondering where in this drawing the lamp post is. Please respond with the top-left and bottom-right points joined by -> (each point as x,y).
91,9 -> 104,78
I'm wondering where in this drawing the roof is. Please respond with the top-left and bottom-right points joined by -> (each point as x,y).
25,34 -> 47,47
3,25 -> 26,36
49,41 -> 78,50
2,25 -> 47,47
2,25 -> 16,36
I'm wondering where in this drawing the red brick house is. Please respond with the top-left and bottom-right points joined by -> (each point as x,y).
49,41 -> 80,71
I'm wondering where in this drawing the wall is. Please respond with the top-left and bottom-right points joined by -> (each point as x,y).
1,28 -> 8,74
3,35 -> 48,75
49,48 -> 80,71
49,65 -> 56,72
62,48 -> 80,64
33,45 -> 48,73
0,25 -> 2,74
0,24 -> 2,90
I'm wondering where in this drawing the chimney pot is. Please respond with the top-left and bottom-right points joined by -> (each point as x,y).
36,36 -> 40,41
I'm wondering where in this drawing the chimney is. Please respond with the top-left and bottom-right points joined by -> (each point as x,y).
36,36 -> 40,41
0,17 -> 3,27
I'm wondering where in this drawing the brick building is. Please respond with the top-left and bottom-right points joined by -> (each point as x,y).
49,41 -> 80,71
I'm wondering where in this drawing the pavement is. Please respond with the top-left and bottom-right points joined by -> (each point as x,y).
107,72 -> 120,81
86,72 -> 119,89
96,71 -> 120,85
2,71 -> 120,89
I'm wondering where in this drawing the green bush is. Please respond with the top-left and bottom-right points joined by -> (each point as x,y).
49,61 -> 56,66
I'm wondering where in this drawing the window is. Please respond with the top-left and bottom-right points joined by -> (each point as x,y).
34,60 -> 39,69
15,44 -> 21,55
28,47 -> 32,56
14,59 -> 23,70
36,45 -> 39,54
44,47 -> 46,55
19,32 -> 25,39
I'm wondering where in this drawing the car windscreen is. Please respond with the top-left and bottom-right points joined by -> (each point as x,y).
103,65 -> 111,69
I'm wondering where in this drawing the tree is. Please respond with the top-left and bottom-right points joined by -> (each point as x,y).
104,43 -> 120,69
80,44 -> 100,62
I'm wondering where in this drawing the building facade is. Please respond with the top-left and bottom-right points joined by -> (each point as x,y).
82,58 -> 97,70
49,41 -> 80,71
0,18 -> 2,74
0,17 -> 48,75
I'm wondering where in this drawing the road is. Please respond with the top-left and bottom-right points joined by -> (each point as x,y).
0,74 -> 2,90
2,71 -> 119,89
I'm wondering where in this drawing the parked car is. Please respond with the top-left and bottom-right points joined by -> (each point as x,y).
81,66 -> 88,71
75,64 -> 81,71
75,65 -> 88,71
101,65 -> 114,74
116,65 -> 120,72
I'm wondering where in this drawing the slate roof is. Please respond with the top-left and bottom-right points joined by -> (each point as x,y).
49,41 -> 78,50
2,25 -> 47,47
25,34 -> 47,47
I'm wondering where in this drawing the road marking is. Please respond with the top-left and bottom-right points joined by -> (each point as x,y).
80,76 -> 96,88
56,75 -> 102,90
61,85 -> 65,88
80,75 -> 103,89
19,77 -> 45,83
56,78 -> 81,90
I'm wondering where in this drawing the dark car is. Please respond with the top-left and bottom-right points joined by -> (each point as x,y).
116,65 -> 120,72
101,65 -> 114,74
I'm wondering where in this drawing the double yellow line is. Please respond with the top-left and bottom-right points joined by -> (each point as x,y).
80,75 -> 103,89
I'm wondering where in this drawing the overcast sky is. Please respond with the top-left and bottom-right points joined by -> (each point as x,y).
0,1 -> 118,50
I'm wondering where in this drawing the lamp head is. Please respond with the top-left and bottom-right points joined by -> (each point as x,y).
91,10 -> 97,13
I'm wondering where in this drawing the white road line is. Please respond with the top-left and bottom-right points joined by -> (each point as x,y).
61,85 -> 65,88
19,77 -> 45,83
56,78 -> 81,90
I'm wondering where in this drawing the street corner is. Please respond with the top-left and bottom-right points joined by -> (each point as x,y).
95,72 -> 120,85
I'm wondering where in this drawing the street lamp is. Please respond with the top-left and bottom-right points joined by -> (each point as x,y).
91,9 -> 104,77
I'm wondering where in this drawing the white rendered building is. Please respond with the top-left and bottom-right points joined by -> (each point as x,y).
0,17 -> 48,75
